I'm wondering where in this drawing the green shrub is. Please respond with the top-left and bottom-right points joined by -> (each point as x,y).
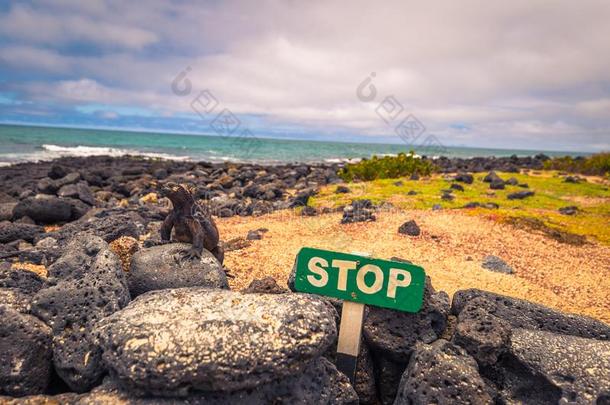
338,152 -> 436,181
543,152 -> 610,177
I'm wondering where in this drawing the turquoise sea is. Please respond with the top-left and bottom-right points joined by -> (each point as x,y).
0,124 -> 585,166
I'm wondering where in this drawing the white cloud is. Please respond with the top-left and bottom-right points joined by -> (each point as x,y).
1,0 -> 609,151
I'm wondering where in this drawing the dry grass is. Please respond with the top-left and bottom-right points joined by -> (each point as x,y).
219,209 -> 610,323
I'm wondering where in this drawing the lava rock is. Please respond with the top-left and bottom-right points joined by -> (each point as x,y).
0,221 -> 44,243
13,195 -> 73,224
394,340 -> 493,405
490,328 -> 610,404
507,190 -> 535,200
31,233 -> 130,392
452,298 -> 511,365
398,220 -> 421,236
0,202 -> 17,221
452,289 -> 610,340
300,205 -> 318,216
127,243 -> 228,297
48,164 -> 68,180
489,179 -> 505,190
450,183 -> 464,191
246,229 -> 264,240
354,340 -> 378,405
363,278 -> 450,362
290,188 -> 317,207
563,175 -> 582,183
454,172 -> 474,184
341,200 -> 376,224
0,266 -> 45,310
93,288 -> 338,396
242,276 -> 287,294
441,192 -> 454,201
483,171 -> 503,183
336,185 -> 351,193
79,357 -> 358,404
0,306 -> 53,397
505,177 -> 519,186
0,288 -> 32,313
40,209 -> 145,258
57,182 -> 96,205
481,255 -> 514,274
559,205 -> 578,215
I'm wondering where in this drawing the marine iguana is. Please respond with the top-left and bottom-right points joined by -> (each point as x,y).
158,182 -> 224,263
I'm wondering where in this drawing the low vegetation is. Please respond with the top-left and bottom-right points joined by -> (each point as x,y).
311,170 -> 610,245
543,152 -> 610,177
338,152 -> 435,181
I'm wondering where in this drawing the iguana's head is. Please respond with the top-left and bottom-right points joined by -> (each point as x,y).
158,182 -> 195,206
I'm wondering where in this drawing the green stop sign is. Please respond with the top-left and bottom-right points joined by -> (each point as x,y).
294,247 -> 426,312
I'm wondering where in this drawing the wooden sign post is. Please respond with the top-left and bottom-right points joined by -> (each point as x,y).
293,247 -> 426,383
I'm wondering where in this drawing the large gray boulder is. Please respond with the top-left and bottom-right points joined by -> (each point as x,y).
490,328 -> 610,404
0,267 -> 46,294
57,182 -> 96,205
128,243 -> 228,297
0,202 -> 17,221
12,195 -> 73,224
31,233 -> 130,392
41,209 -> 144,246
393,340 -> 493,405
0,267 -> 47,314
451,297 -> 511,366
0,306 -> 53,397
0,288 -> 31,313
452,289 -> 610,340
76,358 -> 357,404
363,278 -> 450,362
93,288 -> 338,397
0,221 -> 44,243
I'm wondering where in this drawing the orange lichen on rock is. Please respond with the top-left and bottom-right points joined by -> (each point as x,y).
11,262 -> 48,278
109,236 -> 140,272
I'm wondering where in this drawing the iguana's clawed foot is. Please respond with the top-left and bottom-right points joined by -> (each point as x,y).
223,266 -> 235,278
178,248 -> 202,263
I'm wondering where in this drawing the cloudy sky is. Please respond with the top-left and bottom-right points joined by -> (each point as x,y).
1,0 -> 609,152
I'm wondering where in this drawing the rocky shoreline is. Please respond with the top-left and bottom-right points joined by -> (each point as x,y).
1,154 -> 609,404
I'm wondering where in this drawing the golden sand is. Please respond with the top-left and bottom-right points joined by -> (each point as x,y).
219,209 -> 610,323
11,262 -> 48,278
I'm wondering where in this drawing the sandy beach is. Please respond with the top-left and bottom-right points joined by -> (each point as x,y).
221,209 -> 610,323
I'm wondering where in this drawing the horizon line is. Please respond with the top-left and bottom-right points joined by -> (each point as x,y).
0,120 -> 596,156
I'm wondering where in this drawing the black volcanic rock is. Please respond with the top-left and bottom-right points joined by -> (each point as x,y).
31,233 -> 130,392
507,190 -> 535,200
394,340 -> 493,405
452,289 -> 610,340
398,220 -> 421,236
13,195 -> 73,224
0,221 -> 43,243
0,306 -> 53,397
363,278 -> 449,362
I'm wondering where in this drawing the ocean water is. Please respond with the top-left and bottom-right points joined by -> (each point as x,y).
0,124 -> 583,166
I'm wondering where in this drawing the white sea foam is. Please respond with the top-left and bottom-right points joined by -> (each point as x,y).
0,144 -> 192,166
324,157 -> 362,164
41,144 -> 190,160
